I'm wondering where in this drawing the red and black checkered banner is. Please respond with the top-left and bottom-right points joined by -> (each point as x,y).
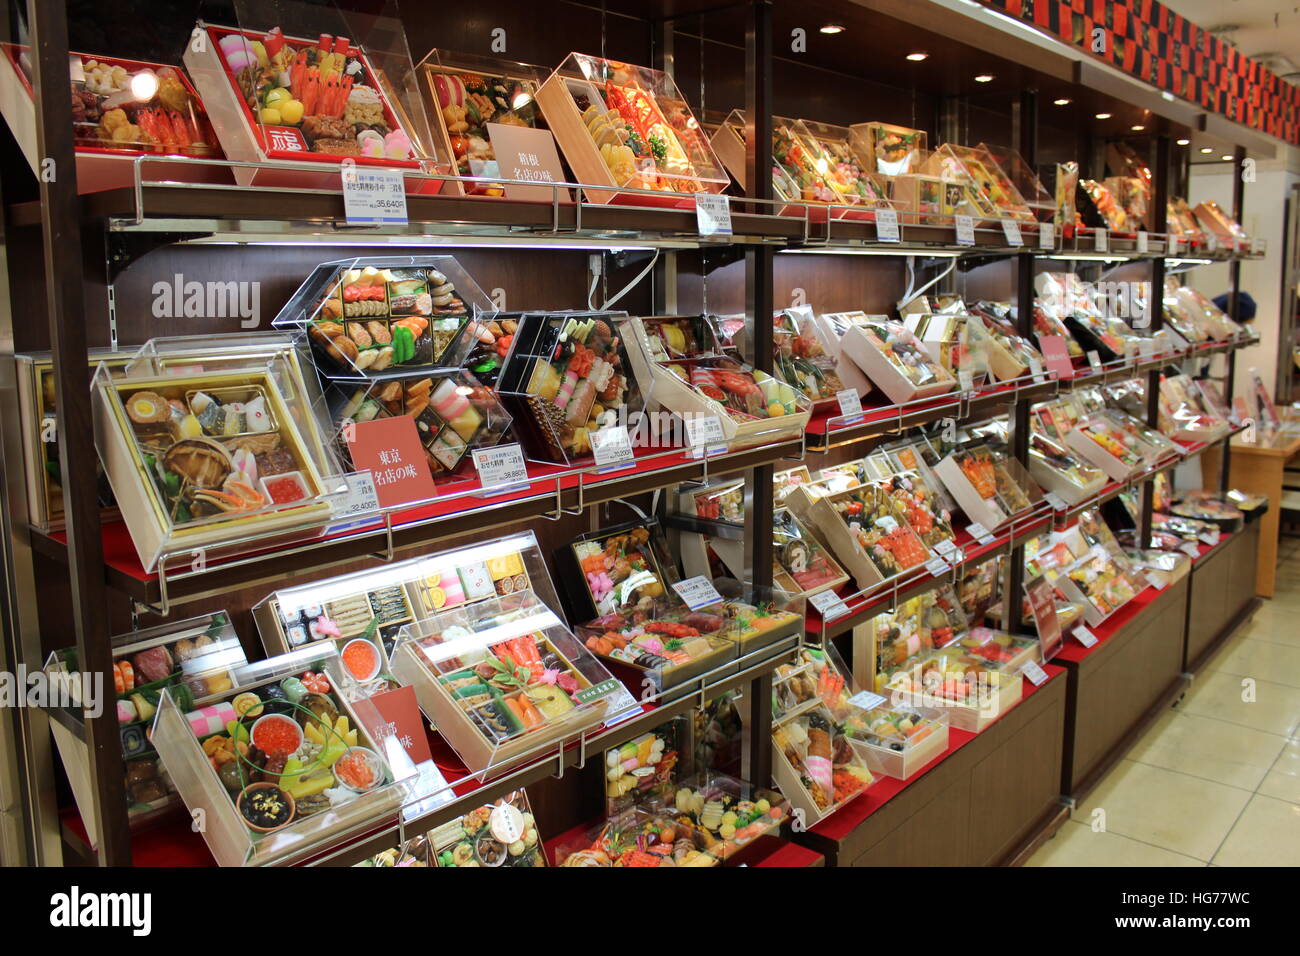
977,0 -> 1300,145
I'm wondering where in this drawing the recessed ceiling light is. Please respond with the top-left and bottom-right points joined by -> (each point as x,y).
1222,154 -> 1233,161
1053,98 -> 1071,106
1095,112 -> 1112,119
1130,124 -> 1145,131
819,24 -> 845,34
1176,138 -> 1190,146
906,52 -> 929,61
974,74 -> 994,83
1200,147 -> 1214,154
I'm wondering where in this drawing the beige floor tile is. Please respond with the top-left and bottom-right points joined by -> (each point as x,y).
1242,606 -> 1300,648
1212,795 -> 1300,866
1026,820 -> 1204,867
1209,638 -> 1300,689
1071,760 -> 1252,860
1179,669 -> 1300,736
1258,739 -> 1300,804
1127,711 -> 1287,790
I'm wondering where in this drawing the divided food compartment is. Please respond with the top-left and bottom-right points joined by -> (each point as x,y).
150,643 -> 413,866
619,315 -> 810,450
1063,411 -> 1170,482
793,118 -> 895,218
771,702 -> 874,823
557,518 -> 681,621
272,256 -> 490,379
184,4 -> 436,191
254,531 -> 560,661
534,52 -> 730,206
418,49 -> 552,196
1053,545 -> 1140,626
709,109 -> 822,216
0,44 -> 229,193
644,771 -> 791,864
495,310 -> 644,466
391,590 -> 638,778
92,362 -> 348,574
329,369 -> 511,484
883,651 -> 1024,733
553,805 -> 720,867
850,121 -> 927,178
46,612 -> 248,846
427,789 -> 547,867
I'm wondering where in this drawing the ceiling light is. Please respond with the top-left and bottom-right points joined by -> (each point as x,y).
1053,98 -> 1071,106
819,24 -> 845,34
1176,138 -> 1190,146
906,52 -> 929,61
1221,154 -> 1233,161
974,74 -> 994,83
1095,112 -> 1112,119
1200,147 -> 1214,154
1130,124 -> 1145,131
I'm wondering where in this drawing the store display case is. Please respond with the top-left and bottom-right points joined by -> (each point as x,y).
838,319 -> 958,405
92,361 -> 348,574
255,533 -> 560,661
791,118 -> 893,215
921,143 -> 1028,221
534,52 -> 730,206
620,315 -> 809,449
272,257 -> 490,379
496,311 -> 644,465
47,612 -> 248,845
151,643 -> 413,867
1173,285 -> 1243,341
185,5 -> 433,190
933,442 -> 1043,531
427,790 -> 547,867
392,590 -> 638,777
978,143 -> 1054,221
1053,545 -> 1140,626
604,722 -> 685,812
418,49 -> 552,197
330,370 -> 511,483
0,44 -> 227,193
786,482 -> 934,590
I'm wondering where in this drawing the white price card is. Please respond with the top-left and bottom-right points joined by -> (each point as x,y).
1167,235 -> 1180,255
809,589 -> 850,622
955,214 -> 976,247
1146,572 -> 1169,591
835,388 -> 864,424
684,414 -> 727,457
1199,531 -> 1220,546
925,556 -> 950,577
1136,230 -> 1149,253
958,368 -> 975,396
695,193 -> 732,236
1044,492 -> 1068,511
967,522 -> 996,545
875,207 -> 900,242
1001,219 -> 1023,246
1073,626 -> 1098,648
342,165 -> 408,225
672,575 -> 723,610
1038,221 -> 1055,249
1179,542 -> 1201,558
1205,232 -> 1218,253
1021,660 -> 1049,686
1028,355 -> 1046,383
1086,350 -> 1103,371
1094,228 -> 1108,252
472,443 -> 529,494
329,472 -> 381,525
934,538 -> 957,556
846,690 -> 888,711
591,425 -> 635,471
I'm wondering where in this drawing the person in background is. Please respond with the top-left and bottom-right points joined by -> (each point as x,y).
1212,290 -> 1256,324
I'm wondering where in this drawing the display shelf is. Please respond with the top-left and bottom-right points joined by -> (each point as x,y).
31,434 -> 803,611
805,664 -> 1065,843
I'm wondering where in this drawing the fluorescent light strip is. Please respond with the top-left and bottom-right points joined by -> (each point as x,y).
1045,254 -> 1128,262
781,247 -> 963,258
182,234 -> 671,251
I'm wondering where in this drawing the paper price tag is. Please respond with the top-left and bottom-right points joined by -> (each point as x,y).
967,522 -> 996,545
1044,492 -> 1068,511
672,575 -> 723,610
330,472 -> 380,525
472,443 -> 529,494
925,556 -> 950,577
810,589 -> 850,622
1038,221 -> 1055,249
684,415 -> 727,457
342,166 -> 408,225
1205,232 -> 1218,253
1094,228 -> 1108,252
695,193 -> 733,236
1028,355 -> 1046,383
958,368 -> 975,397
1001,219 -> 1023,246
1086,350 -> 1103,371
1021,660 -> 1049,686
1137,230 -> 1150,253
835,388 -> 864,424
935,538 -> 957,556
1199,532 -> 1220,546
591,425 -> 635,471
875,207 -> 900,242
955,214 -> 976,247
1146,572 -> 1169,590
1073,626 -> 1098,648
846,690 -> 888,711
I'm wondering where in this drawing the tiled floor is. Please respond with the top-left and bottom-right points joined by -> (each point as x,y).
1027,535 -> 1300,867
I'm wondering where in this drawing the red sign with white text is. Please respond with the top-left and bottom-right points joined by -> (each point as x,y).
345,416 -> 436,509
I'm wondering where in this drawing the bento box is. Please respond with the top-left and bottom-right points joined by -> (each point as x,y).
849,122 -> 927,177
933,442 -> 1043,531
427,789 -> 547,867
838,319 -> 957,405
709,109 -> 823,217
771,703 -> 874,823
151,644 -> 411,866
1027,432 -> 1107,505
391,590 -> 637,777
842,701 -> 949,780
883,653 -> 1024,733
